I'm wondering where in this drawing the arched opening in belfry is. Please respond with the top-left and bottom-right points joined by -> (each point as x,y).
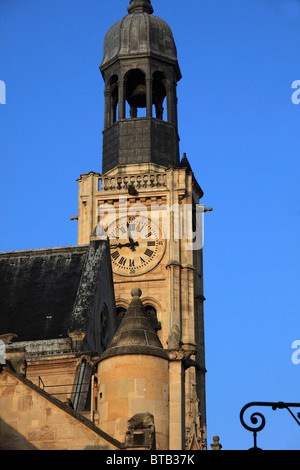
116,306 -> 127,328
109,75 -> 119,124
144,304 -> 160,331
125,69 -> 146,118
152,71 -> 167,121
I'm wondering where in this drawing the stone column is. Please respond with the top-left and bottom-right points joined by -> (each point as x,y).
168,359 -> 185,450
77,172 -> 100,245
166,82 -> 175,125
118,78 -> 125,120
104,90 -> 111,129
146,78 -> 152,118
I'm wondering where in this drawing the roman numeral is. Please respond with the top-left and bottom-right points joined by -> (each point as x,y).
111,251 -> 120,260
129,259 -> 135,267
144,249 -> 154,258
140,257 -> 146,264
147,241 -> 156,247
119,257 -> 126,266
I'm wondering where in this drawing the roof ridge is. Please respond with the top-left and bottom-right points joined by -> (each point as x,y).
0,244 -> 89,258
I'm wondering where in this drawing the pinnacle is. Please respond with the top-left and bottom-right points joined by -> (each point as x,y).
127,0 -> 154,15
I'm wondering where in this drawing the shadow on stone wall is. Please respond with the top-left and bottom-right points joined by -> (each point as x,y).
0,418 -> 37,450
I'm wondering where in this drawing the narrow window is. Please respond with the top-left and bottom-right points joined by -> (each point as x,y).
125,69 -> 146,119
152,71 -> 167,120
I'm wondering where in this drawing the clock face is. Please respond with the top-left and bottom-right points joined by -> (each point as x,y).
107,216 -> 165,277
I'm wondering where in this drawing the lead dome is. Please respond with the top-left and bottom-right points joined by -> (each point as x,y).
100,0 -> 178,69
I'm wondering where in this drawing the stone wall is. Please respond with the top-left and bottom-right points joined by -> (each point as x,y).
98,354 -> 169,449
102,118 -> 179,173
102,122 -> 120,174
0,368 -> 122,450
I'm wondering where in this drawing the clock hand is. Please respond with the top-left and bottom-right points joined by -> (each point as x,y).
127,221 -> 137,252
110,241 -> 139,249
129,236 -> 136,251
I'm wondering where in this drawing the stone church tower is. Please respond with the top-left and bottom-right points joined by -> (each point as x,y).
76,0 -> 207,450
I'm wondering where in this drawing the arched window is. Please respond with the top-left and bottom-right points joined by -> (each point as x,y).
125,69 -> 146,118
144,304 -> 160,331
116,305 -> 127,328
71,359 -> 93,412
116,302 -> 161,331
109,75 -> 118,124
152,71 -> 167,120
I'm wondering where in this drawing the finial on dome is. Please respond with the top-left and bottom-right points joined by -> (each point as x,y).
127,0 -> 154,15
131,287 -> 142,298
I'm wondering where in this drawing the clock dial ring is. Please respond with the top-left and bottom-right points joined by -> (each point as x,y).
107,216 -> 165,277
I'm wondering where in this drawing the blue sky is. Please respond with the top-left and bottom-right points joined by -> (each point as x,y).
1,0 -> 300,450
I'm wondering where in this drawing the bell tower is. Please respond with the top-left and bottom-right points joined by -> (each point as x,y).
76,0 -> 208,450
100,0 -> 181,173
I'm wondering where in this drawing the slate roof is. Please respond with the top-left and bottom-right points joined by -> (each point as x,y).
0,241 -> 109,342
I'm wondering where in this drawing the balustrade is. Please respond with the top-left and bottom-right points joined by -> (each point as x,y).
100,173 -> 167,192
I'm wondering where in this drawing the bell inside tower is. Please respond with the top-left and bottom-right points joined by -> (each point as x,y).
125,69 -> 146,118
124,69 -> 167,120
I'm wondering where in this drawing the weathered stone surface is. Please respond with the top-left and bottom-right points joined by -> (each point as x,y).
127,412 -> 154,430
0,368 -> 123,450
102,118 -> 179,174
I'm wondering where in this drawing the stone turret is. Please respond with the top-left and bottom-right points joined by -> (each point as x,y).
97,288 -> 169,449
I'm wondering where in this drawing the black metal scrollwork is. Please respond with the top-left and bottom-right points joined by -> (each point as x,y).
240,401 -> 300,450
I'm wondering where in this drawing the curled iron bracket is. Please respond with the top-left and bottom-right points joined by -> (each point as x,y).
240,401 -> 300,450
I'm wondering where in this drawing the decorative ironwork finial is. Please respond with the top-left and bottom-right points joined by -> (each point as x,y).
240,401 -> 300,450
127,0 -> 154,15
